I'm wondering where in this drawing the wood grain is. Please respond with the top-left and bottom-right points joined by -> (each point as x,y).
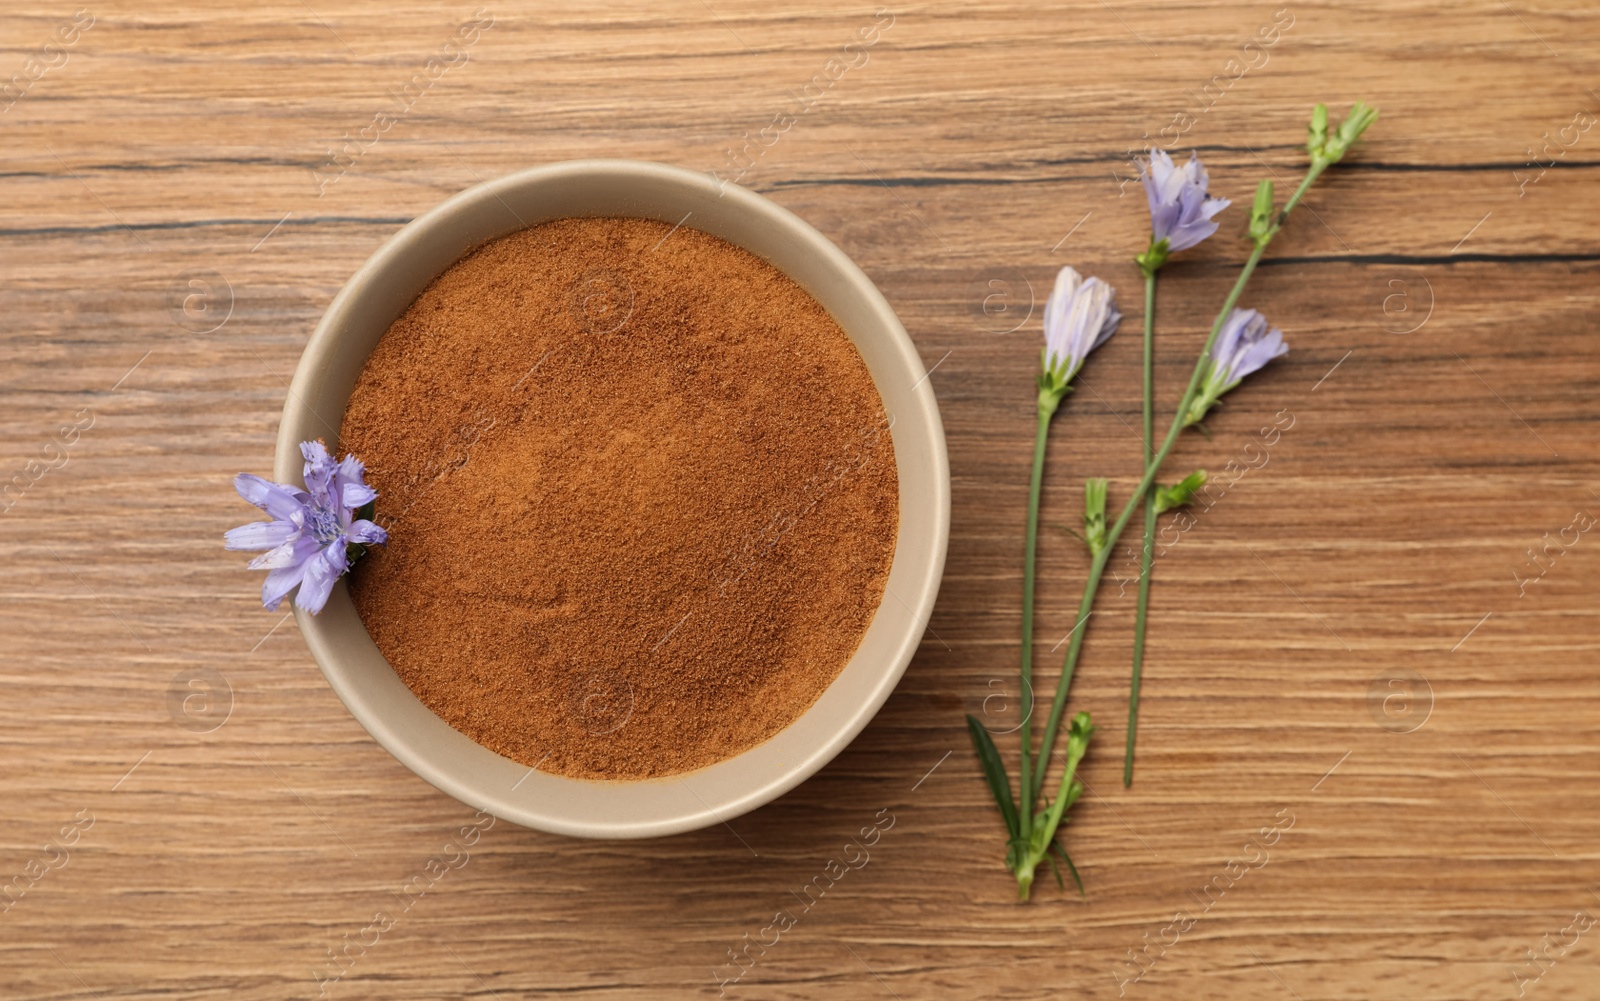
2,2 -> 1598,999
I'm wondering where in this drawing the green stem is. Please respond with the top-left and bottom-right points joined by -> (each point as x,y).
1280,165 -> 1325,221
1016,399 -> 1055,846
1126,269 -> 1158,787
1029,192 -> 1306,804
1019,711 -> 1093,900
1126,502 -> 1156,786
1030,246 -> 1257,802
1041,727 -> 1089,842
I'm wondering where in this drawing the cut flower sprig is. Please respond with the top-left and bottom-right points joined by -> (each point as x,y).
1023,269 -> 1121,883
967,265 -> 1122,901
969,102 -> 1377,902
1118,102 -> 1374,786
1124,144 -> 1231,789
1035,103 -> 1378,811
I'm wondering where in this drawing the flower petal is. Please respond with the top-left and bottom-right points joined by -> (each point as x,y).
224,519 -> 300,552
233,473 -> 309,521
1075,278 -> 1118,347
1166,218 -> 1221,253
341,482 -> 378,510
248,534 -> 321,572
1142,149 -> 1229,254
1211,308 -> 1260,378
1142,148 -> 1180,239
335,452 -> 366,482
1092,299 -> 1123,353
300,440 -> 336,511
347,519 -> 388,546
334,453 -> 375,511
1042,266 -> 1086,370
262,559 -> 311,611
1232,326 -> 1288,381
294,540 -> 349,614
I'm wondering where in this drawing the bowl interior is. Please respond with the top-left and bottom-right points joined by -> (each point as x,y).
277,160 -> 949,838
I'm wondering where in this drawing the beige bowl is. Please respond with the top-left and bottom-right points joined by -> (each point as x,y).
277,160 -> 949,838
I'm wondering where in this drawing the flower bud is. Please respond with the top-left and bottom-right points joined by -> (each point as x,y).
1310,101 -> 1379,168
1248,179 -> 1276,244
1067,710 -> 1095,752
1307,103 -> 1330,160
1083,478 -> 1108,555
1137,147 -> 1230,261
1039,267 -> 1121,403
1185,308 -> 1287,426
1154,470 -> 1208,514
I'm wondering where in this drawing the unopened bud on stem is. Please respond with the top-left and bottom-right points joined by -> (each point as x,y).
1083,478 -> 1108,555
1248,179 -> 1277,244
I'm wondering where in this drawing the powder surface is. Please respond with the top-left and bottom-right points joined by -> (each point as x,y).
339,216 -> 898,780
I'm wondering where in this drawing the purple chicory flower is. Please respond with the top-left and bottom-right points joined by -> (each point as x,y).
1185,308 -> 1288,426
1139,148 -> 1231,269
1039,265 -> 1121,404
224,441 -> 388,614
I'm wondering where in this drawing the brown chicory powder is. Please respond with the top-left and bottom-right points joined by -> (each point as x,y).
339,216 -> 898,780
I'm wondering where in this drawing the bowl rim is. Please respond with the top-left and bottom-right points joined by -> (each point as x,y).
276,158 -> 949,838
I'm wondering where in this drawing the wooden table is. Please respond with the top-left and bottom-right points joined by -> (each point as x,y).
3,3 -> 1597,998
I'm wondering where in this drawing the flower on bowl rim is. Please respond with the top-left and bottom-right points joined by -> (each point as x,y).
225,441 -> 387,614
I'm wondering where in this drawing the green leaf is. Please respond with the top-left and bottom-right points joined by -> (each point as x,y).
966,715 -> 1020,839
1051,839 -> 1087,897
1004,836 -> 1025,872
1049,521 -> 1088,545
356,500 -> 376,523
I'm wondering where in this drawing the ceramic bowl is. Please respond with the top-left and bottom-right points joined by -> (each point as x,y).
277,159 -> 949,838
